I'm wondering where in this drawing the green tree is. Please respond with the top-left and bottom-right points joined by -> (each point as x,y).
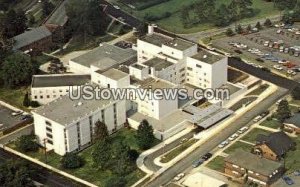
274,0 -> 297,10
136,120 -> 155,150
228,0 -> 253,21
255,21 -> 262,30
93,120 -> 109,141
193,0 -> 216,22
23,92 -> 30,107
226,28 -> 235,36
264,18 -> 273,27
291,86 -> 300,100
1,9 -> 27,38
180,5 -> 191,28
66,0 -> 110,38
112,141 -> 134,175
235,24 -> 243,34
17,134 -> 39,153
61,153 -> 84,169
0,159 -> 35,187
214,4 -> 233,26
1,53 -> 39,88
92,139 -> 111,170
276,100 -> 291,122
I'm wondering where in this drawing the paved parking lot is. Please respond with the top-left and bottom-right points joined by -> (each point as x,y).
273,174 -> 300,187
0,105 -> 22,132
213,24 -> 300,80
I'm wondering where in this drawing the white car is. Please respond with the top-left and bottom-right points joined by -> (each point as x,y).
174,173 -> 185,181
273,65 -> 283,70
218,141 -> 229,148
229,134 -> 239,141
11,111 -> 22,116
113,5 -> 120,9
253,115 -> 262,122
276,99 -> 283,105
238,127 -> 249,134
287,70 -> 297,75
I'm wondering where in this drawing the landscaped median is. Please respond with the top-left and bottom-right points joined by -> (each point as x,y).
5,129 -> 148,187
160,138 -> 197,163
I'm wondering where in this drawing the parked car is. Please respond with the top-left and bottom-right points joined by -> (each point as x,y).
260,111 -> 270,118
229,133 -> 239,141
192,159 -> 205,168
201,153 -> 213,161
276,99 -> 283,105
282,176 -> 294,185
238,127 -> 249,134
218,141 -> 229,148
20,115 -> 32,121
253,115 -> 263,122
11,111 -> 22,116
173,173 -> 185,181
294,170 -> 300,176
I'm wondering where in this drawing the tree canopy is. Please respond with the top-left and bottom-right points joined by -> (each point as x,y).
94,120 -> 109,141
61,153 -> 84,169
276,99 -> 291,122
0,159 -> 35,187
136,120 -> 155,150
66,0 -> 110,37
0,53 -> 39,88
17,134 -> 39,153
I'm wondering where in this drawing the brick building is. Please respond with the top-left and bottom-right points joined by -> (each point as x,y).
224,150 -> 284,187
253,131 -> 295,161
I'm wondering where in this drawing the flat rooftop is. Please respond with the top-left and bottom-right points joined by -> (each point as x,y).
101,68 -> 129,81
32,74 -> 90,88
140,33 -> 172,47
141,33 -> 195,51
144,57 -> 173,71
129,110 -> 192,132
225,149 -> 283,176
71,43 -> 136,71
45,0 -> 68,26
33,88 -> 116,125
164,38 -> 196,51
192,50 -> 223,64
138,78 -> 176,90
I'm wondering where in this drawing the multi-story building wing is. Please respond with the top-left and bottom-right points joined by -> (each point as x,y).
33,94 -> 126,155
31,74 -> 90,105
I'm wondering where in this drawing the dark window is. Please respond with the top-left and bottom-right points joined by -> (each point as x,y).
196,64 -> 202,68
47,139 -> 53,145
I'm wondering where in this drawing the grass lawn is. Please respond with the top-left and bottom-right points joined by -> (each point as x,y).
206,156 -> 225,172
228,68 -> 249,84
259,118 -> 282,129
285,136 -> 300,173
241,128 -> 271,143
113,0 -> 280,34
246,84 -> 269,96
0,87 -> 29,111
290,105 -> 300,114
8,128 -> 148,187
223,141 -> 253,154
160,139 -> 197,163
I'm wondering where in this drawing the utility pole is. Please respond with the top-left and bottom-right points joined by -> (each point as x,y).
43,138 -> 48,164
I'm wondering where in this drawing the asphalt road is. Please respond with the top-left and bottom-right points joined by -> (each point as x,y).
0,149 -> 84,187
146,87 -> 288,187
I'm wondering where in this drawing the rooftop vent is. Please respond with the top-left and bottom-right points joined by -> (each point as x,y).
77,102 -> 83,106
174,43 -> 178,47
203,55 -> 208,59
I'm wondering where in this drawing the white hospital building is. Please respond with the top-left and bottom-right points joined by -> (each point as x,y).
32,26 -> 235,155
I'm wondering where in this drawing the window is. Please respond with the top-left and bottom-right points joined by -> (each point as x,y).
40,96 -> 43,99
179,68 -> 185,72
45,121 -> 52,127
47,95 -> 50,98
34,96 -> 37,99
47,139 -> 53,145
196,64 -> 202,68
187,67 -> 193,71
46,133 -> 53,139
46,127 -> 52,132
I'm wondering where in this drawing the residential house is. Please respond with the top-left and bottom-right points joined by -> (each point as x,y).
284,113 -> 300,134
253,131 -> 295,161
224,149 -> 285,186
